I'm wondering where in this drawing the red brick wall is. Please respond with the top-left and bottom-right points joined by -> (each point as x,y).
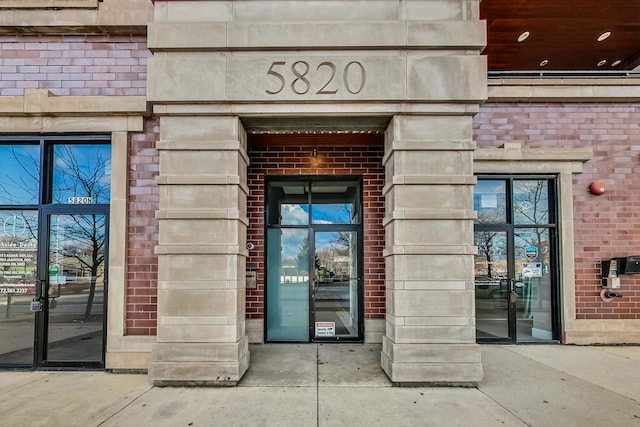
0,35 -> 149,96
474,103 -> 640,320
246,134 -> 386,320
126,117 -> 159,335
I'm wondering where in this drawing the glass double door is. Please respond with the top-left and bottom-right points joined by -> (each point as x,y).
474,178 -> 558,343
0,210 -> 107,368
265,179 -> 363,342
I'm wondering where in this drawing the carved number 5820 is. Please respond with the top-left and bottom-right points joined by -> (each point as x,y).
265,60 -> 366,96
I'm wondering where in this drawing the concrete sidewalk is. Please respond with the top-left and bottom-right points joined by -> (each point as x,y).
1,344 -> 640,427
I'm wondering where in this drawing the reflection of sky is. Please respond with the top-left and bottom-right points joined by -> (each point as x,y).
280,228 -> 308,260
0,145 -> 40,205
281,204 -> 309,225
0,144 -> 111,205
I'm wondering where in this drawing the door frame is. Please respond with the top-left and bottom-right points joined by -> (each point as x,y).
474,176 -> 561,344
264,176 -> 365,343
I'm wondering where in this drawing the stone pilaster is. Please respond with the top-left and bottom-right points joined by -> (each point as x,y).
149,116 -> 250,386
381,115 -> 483,385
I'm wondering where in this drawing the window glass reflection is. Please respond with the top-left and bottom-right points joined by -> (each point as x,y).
513,180 -> 549,225
312,203 -> 354,224
281,203 -> 309,225
0,145 -> 40,205
474,180 -> 507,224
52,144 -> 111,205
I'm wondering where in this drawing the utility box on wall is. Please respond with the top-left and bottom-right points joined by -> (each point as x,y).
603,257 -> 640,276
616,256 -> 640,274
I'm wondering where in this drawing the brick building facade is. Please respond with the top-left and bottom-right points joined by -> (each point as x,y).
0,0 -> 638,386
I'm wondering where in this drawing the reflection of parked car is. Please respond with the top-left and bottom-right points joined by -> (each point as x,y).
51,276 -> 94,295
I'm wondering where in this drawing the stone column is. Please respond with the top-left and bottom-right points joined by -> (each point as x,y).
149,116 -> 250,386
381,115 -> 482,385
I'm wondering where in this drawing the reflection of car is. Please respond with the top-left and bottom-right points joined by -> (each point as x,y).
50,276 -> 93,295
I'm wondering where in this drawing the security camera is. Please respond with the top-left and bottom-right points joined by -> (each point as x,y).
246,242 -> 255,250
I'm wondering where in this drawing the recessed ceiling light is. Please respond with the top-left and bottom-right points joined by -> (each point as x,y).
517,31 -> 530,42
539,59 -> 549,67
611,60 -> 621,67
597,31 -> 611,42
597,60 -> 607,67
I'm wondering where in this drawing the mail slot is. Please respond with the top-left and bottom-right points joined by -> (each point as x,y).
615,256 -> 640,274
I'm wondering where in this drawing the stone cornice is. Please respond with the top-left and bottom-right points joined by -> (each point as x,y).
0,89 -> 148,116
0,0 -> 153,35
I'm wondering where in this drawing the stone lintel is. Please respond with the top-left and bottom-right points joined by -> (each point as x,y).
152,103 -> 479,116
382,210 -> 477,223
156,139 -> 245,151
0,90 -> 148,116
0,0 -> 153,35
148,21 -> 486,51
383,245 -> 477,256
155,245 -> 248,256
156,209 -> 248,223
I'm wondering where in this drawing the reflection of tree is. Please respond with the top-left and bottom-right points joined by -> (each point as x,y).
53,145 -> 110,204
60,215 -> 105,320
476,231 -> 504,278
514,181 -> 548,224
514,181 -> 549,264
2,145 -> 109,318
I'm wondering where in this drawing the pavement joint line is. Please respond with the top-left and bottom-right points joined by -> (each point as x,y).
95,382 -> 154,427
2,372 -> 55,393
476,386 -> 533,427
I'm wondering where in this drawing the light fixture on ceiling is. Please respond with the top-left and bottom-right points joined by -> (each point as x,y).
597,59 -> 607,67
517,31 -> 530,42
597,31 -> 611,42
539,59 -> 549,67
611,60 -> 622,67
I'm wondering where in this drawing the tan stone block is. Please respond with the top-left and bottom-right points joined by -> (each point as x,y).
232,0 -> 397,22
164,0 -> 232,23
390,115 -> 473,141
385,254 -> 473,281
148,22 -> 226,49
407,21 -> 485,48
390,150 -> 473,176
407,55 -> 487,101
157,323 -> 243,343
387,343 -> 481,363
387,289 -> 474,317
158,254 -> 243,281
386,185 -> 473,212
159,185 -> 246,212
147,53 -> 226,102
392,324 -> 476,344
387,219 -> 472,246
159,219 -> 244,246
159,116 -> 240,142
160,150 -> 243,176
402,0 -> 463,21
151,341 -> 248,363
227,22 -> 406,48
158,289 -> 243,317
